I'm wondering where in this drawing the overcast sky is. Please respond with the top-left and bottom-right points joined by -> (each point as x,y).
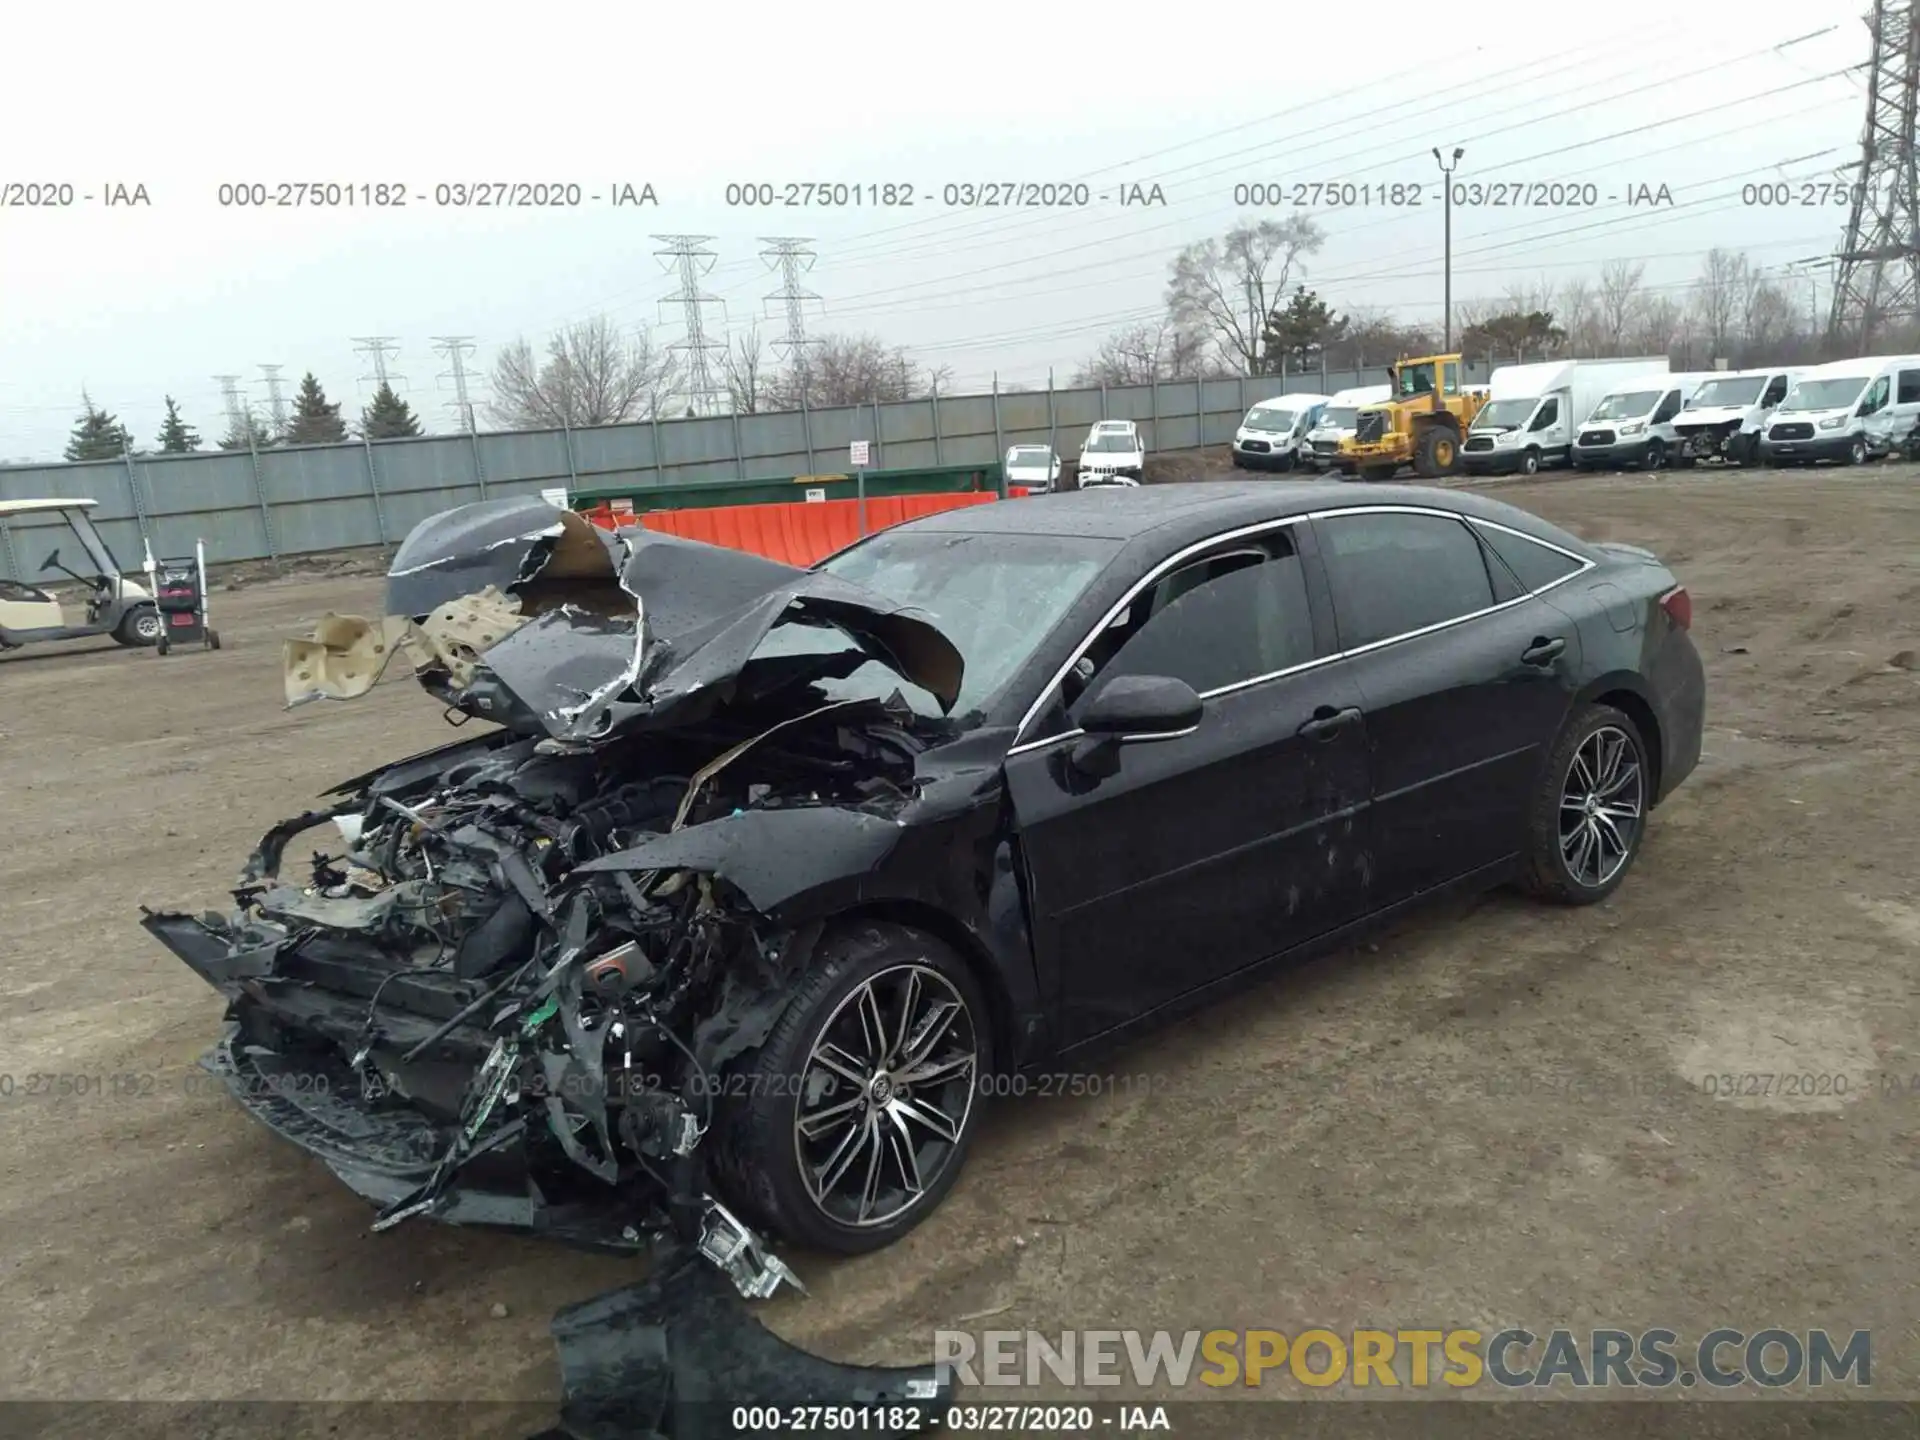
0,0 -> 1875,460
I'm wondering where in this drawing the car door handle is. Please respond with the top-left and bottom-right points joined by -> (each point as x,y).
1298,705 -> 1361,741
1522,636 -> 1567,666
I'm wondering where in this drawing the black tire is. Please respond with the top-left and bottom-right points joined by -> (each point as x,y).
114,607 -> 161,647
1518,448 -> 1540,476
1230,456 -> 1248,470
1642,440 -> 1666,471
1847,436 -> 1868,466
710,921 -> 991,1255
205,630 -> 222,651
1360,464 -> 1397,483
1413,425 -> 1458,478
1519,704 -> 1651,906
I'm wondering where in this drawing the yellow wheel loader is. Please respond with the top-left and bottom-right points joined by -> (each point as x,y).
1335,354 -> 1488,481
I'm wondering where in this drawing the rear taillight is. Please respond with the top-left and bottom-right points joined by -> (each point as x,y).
1661,585 -> 1692,630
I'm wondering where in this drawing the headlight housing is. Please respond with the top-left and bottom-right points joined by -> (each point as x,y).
1618,421 -> 1646,436
1817,415 -> 1847,430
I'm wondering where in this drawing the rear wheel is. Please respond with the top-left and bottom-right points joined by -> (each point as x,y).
1359,464 -> 1397,483
1519,705 -> 1650,905
114,607 -> 161,647
712,923 -> 990,1255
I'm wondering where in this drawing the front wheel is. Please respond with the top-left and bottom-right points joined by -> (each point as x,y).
1518,448 -> 1540,476
1848,436 -> 1868,466
712,923 -> 990,1255
1519,705 -> 1651,905
1642,440 -> 1666,471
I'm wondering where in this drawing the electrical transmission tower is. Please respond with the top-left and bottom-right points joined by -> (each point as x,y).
1830,0 -> 1920,348
760,237 -> 823,387
353,336 -> 405,391
214,374 -> 251,442
257,364 -> 289,434
433,336 -> 482,432
653,234 -> 728,415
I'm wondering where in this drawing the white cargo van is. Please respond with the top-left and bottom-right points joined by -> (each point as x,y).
1572,370 -> 1715,471
1758,356 -> 1920,466
1671,368 -> 1799,465
1462,358 -> 1668,476
1301,386 -> 1391,470
1231,393 -> 1333,472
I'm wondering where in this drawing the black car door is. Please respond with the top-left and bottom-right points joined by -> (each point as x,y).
1004,521 -> 1374,1050
1309,507 -> 1584,904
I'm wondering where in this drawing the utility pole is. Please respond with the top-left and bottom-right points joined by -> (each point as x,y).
1433,146 -> 1465,351
1830,0 -> 1920,348
653,234 -> 728,416
760,237 -> 823,395
432,336 -> 481,432
257,364 -> 289,437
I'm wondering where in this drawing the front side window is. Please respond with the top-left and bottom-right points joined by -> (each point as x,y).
1029,528 -> 1317,740
1318,512 -> 1497,650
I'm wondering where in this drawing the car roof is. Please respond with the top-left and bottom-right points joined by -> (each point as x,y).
0,497 -> 99,517
888,479 -> 1586,549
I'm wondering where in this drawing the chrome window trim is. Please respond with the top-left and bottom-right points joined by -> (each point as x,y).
1004,504 -> 1597,758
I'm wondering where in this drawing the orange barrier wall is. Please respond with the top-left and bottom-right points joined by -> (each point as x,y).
583,489 -> 1025,567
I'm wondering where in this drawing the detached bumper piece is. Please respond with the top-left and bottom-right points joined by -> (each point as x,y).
533,1247 -> 951,1440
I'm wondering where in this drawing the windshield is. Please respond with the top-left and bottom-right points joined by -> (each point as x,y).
1007,447 -> 1052,467
1085,432 -> 1139,453
1685,377 -> 1766,408
750,531 -> 1119,725
1243,407 -> 1296,432
1780,377 -> 1869,411
1588,390 -> 1662,420
1473,399 -> 1537,429
1315,407 -> 1358,430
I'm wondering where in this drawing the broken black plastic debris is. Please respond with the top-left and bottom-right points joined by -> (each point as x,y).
533,1246 -> 950,1440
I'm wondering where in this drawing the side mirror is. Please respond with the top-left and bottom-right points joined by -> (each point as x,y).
1069,674 -> 1201,776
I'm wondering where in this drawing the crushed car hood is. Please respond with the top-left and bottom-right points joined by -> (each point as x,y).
284,496 -> 963,743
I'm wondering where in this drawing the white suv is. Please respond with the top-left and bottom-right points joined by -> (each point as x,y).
1078,420 -> 1145,483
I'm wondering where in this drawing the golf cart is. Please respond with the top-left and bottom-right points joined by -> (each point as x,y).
0,498 -> 161,650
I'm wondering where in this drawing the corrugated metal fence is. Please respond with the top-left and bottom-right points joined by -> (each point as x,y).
0,364 -> 1489,584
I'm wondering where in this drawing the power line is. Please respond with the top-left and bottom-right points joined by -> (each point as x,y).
760,237 -> 823,381
1831,0 -> 1920,346
432,336 -> 481,432
654,234 -> 728,415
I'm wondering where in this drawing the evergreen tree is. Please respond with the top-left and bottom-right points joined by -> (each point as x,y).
64,391 -> 133,461
219,411 -> 277,451
156,396 -> 202,453
1260,287 -> 1350,375
284,372 -> 347,445
360,381 -> 422,439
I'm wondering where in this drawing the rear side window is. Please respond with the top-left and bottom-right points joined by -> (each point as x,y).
1898,370 -> 1920,405
1318,513 -> 1497,650
1473,522 -> 1584,595
1066,531 -> 1317,711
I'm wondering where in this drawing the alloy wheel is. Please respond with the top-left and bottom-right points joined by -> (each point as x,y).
135,611 -> 163,641
793,964 -> 979,1228
1559,725 -> 1644,889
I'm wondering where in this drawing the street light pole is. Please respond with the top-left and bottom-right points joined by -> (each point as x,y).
1433,146 -> 1464,350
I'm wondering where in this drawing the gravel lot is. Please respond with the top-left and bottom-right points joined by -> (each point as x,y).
2,465 -> 1915,1435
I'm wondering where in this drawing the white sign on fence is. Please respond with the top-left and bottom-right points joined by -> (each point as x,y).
804,487 -> 827,502
849,440 -> 870,466
540,487 -> 569,508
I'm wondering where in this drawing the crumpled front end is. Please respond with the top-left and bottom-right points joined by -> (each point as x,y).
146,497 -> 978,1304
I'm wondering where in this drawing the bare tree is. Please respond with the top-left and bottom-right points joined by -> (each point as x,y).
1735,266 -> 1795,364
764,332 -> 946,409
720,325 -> 770,414
1070,319 -> 1215,386
1598,260 -> 1648,353
1326,308 -> 1438,369
1690,248 -> 1749,363
1165,214 -> 1326,374
1500,275 -> 1560,318
1631,294 -> 1683,361
1558,278 -> 1602,355
485,317 -> 683,429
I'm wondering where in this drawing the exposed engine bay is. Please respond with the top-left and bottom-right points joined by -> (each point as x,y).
141,497 -> 972,1435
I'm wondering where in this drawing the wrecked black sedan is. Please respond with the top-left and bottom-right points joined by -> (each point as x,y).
146,481 -> 1704,1299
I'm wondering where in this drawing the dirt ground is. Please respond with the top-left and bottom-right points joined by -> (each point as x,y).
2,464 -> 1916,1434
